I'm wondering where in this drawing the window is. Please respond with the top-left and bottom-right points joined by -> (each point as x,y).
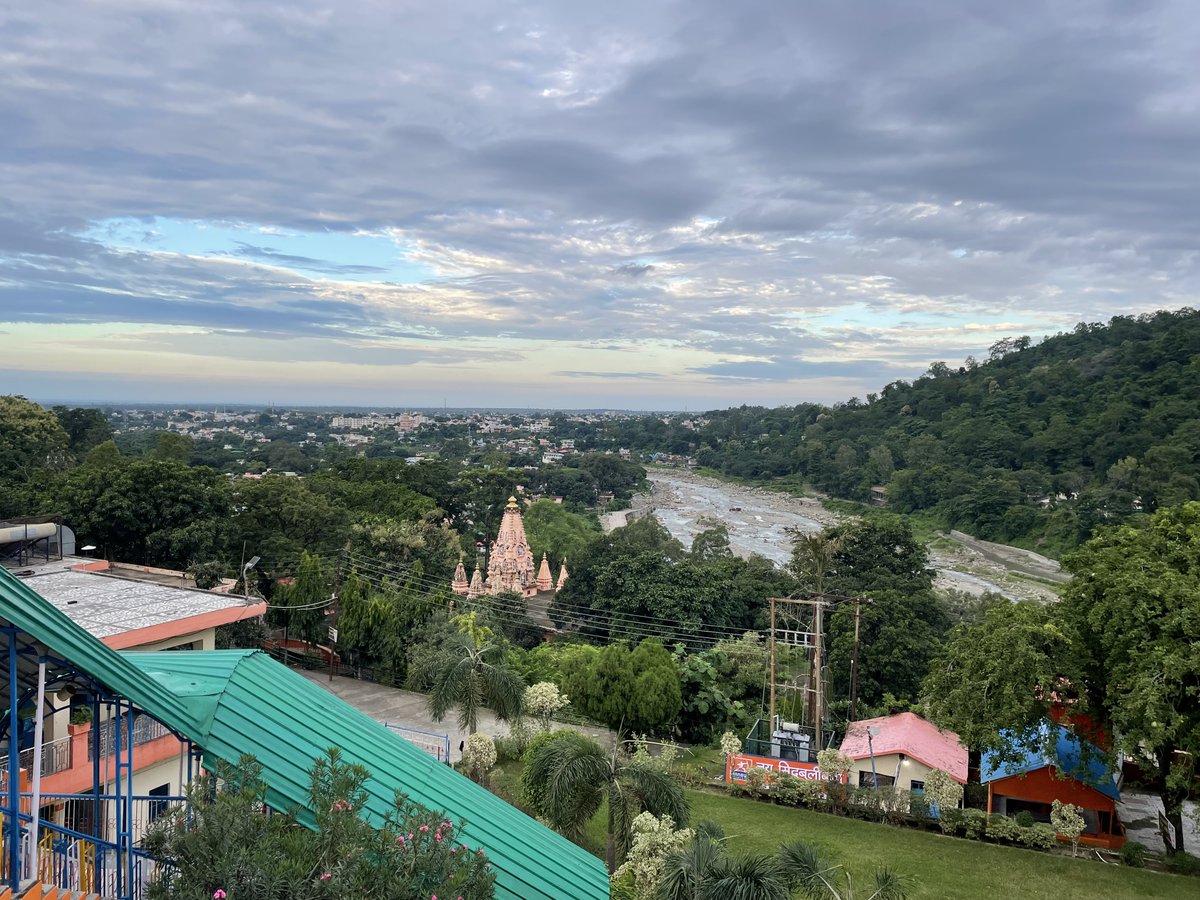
910,780 -> 925,794
858,771 -> 895,788
148,783 -> 171,822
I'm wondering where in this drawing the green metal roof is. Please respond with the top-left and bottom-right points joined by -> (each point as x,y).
0,567 -> 609,899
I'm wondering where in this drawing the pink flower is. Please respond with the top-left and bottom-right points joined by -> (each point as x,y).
419,825 -> 429,832
435,833 -> 443,841
320,873 -> 331,881
213,892 -> 226,900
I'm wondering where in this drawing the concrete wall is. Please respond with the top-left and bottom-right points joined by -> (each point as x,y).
847,753 -> 936,792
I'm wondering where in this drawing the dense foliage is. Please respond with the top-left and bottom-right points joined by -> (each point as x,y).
923,501 -> 1200,854
552,310 -> 1200,557
145,751 -> 494,899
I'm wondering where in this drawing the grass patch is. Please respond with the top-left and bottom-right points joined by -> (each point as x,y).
688,790 -> 1194,900
491,756 -> 1192,897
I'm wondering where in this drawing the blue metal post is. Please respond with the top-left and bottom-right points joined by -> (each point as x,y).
113,699 -> 123,899
91,694 -> 101,839
5,629 -> 19,890
124,707 -> 134,894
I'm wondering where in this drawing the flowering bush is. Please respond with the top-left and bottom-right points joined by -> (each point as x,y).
1050,799 -> 1086,856
523,682 -> 568,728
610,813 -> 694,900
463,733 -> 498,783
145,750 -> 495,899
923,768 -> 963,821
718,730 -> 742,757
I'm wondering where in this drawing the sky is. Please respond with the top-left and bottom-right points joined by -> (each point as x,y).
2,1 -> 1198,410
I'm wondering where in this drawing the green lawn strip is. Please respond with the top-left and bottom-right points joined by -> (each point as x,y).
687,790 -> 1194,900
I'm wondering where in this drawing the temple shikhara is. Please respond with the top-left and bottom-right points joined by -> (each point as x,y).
452,496 -> 568,598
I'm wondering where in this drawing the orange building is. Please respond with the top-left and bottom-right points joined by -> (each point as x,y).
982,724 -> 1125,849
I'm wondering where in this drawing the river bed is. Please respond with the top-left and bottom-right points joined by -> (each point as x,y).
634,470 -> 1059,602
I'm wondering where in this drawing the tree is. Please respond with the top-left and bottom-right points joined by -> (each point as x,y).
52,406 -> 112,458
270,551 -> 329,646
562,640 -> 682,736
1050,800 -> 1086,857
690,525 -> 732,561
1058,502 -> 1200,854
522,730 -> 688,873
425,631 -> 525,734
610,812 -> 693,900
922,769 -> 963,821
523,499 -> 601,564
523,681 -> 569,731
0,395 -> 68,515
149,431 -> 193,463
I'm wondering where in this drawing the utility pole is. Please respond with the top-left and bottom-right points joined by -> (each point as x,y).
813,599 -> 824,752
848,600 -> 862,722
768,598 -> 777,735
328,547 -> 347,682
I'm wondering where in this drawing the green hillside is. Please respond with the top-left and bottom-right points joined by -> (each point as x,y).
661,309 -> 1199,557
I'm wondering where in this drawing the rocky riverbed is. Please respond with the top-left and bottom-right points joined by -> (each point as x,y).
628,469 -> 1062,602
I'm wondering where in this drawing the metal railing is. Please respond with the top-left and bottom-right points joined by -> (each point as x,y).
90,716 -> 175,761
0,734 -> 75,780
384,724 -> 452,763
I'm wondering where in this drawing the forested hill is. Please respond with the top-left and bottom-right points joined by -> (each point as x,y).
567,308 -> 1200,557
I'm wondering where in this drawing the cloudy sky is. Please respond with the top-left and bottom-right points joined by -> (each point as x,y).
2,1 -> 1197,409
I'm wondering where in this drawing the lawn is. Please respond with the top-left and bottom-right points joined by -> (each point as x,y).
490,761 -> 1195,899
688,790 -> 1194,900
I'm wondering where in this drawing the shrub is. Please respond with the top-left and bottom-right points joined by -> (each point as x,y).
908,792 -> 931,823
1119,841 -> 1146,868
1050,800 -> 1086,857
1014,810 -> 1035,828
773,773 -> 803,806
463,733 -> 498,783
985,814 -> 1021,843
878,786 -> 912,827
923,769 -> 963,819
1018,824 -> 1058,850
610,812 -> 694,900
961,808 -> 988,840
719,730 -> 743,757
744,765 -> 771,797
145,750 -> 495,899
938,807 -> 964,836
523,682 -> 569,729
1165,851 -> 1200,876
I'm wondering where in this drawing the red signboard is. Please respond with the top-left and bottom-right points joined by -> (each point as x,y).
725,752 -> 845,784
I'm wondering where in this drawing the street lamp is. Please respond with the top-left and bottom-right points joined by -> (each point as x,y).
867,726 -> 881,792
242,556 -> 260,602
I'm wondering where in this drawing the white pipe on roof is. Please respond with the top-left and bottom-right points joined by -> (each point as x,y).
0,523 -> 57,544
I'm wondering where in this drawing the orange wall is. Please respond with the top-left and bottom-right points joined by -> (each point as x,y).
39,728 -> 184,796
987,765 -> 1115,814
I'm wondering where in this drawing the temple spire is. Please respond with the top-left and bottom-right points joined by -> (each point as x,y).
556,557 -> 569,592
483,496 -> 538,597
468,565 -> 485,599
452,554 -> 469,595
536,552 -> 553,591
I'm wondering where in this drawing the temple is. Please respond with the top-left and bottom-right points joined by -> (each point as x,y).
453,497 -> 568,599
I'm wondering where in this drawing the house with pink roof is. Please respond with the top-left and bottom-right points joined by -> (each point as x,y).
839,712 -> 968,794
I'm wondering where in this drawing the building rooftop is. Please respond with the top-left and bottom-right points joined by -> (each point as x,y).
840,711 -> 969,784
15,562 -> 266,648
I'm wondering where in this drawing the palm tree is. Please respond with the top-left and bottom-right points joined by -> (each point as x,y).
658,836 -> 909,900
522,731 -> 688,873
425,634 -> 525,734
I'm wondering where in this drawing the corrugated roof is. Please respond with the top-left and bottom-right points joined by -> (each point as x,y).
980,723 -> 1120,801
0,567 -> 608,899
123,651 -> 609,899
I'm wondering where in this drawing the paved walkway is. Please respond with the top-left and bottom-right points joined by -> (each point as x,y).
298,670 -> 612,763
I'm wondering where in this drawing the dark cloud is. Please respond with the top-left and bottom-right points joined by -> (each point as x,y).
0,0 -> 1197,402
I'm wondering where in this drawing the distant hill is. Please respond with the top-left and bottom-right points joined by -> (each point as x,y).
679,309 -> 1200,557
